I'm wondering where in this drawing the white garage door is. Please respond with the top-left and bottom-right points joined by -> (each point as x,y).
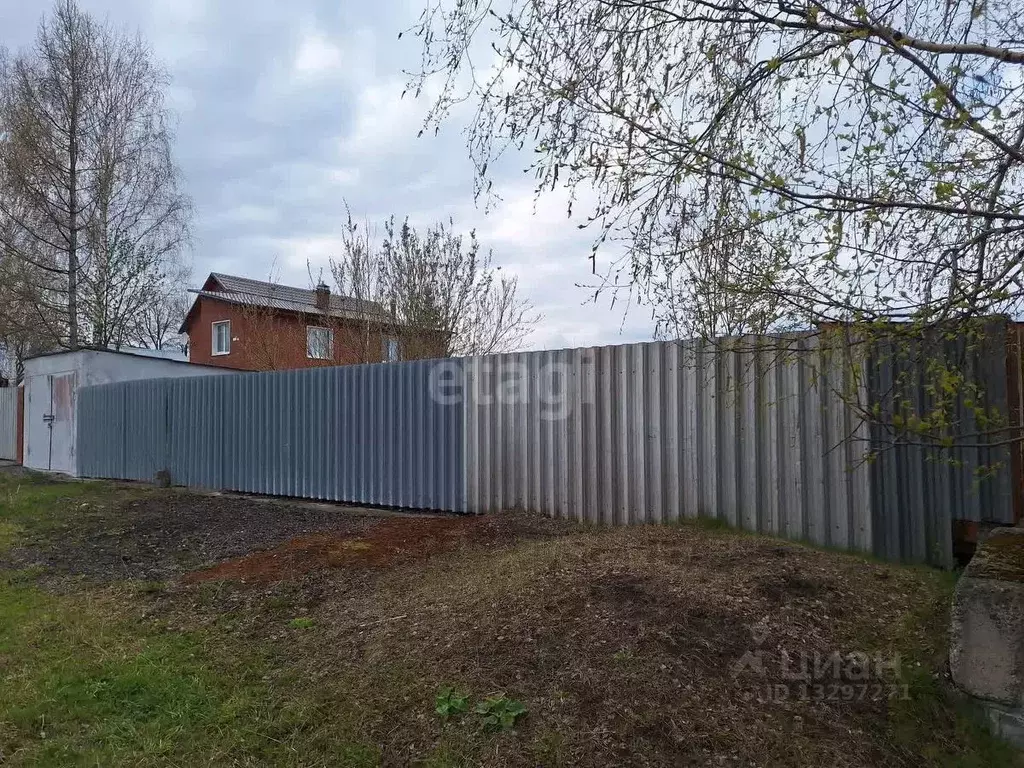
25,372 -> 77,474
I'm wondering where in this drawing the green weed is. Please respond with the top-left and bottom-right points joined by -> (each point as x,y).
474,695 -> 528,731
434,687 -> 470,719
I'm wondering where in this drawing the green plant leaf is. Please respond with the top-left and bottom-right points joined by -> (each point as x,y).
473,695 -> 528,731
434,687 -> 470,719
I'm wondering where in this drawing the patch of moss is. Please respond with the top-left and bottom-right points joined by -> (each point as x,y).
967,530 -> 1024,583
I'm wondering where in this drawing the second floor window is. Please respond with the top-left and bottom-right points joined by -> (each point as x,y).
212,320 -> 231,356
307,326 -> 333,360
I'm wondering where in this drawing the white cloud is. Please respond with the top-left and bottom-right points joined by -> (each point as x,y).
327,167 -> 361,186
292,23 -> 345,79
207,204 -> 280,227
248,234 -> 344,277
338,78 -> 426,157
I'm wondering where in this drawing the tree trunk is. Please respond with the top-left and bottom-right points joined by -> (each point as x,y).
66,11 -> 80,351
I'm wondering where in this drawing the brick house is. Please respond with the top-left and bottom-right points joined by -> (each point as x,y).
180,273 -> 447,371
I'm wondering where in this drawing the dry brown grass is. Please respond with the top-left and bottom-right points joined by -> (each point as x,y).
2,477 -> 1017,767
161,517 -> 1016,767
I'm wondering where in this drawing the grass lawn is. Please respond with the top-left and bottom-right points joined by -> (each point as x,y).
0,470 -> 1020,767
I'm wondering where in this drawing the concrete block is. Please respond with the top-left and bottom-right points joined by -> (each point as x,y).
950,575 -> 1024,706
950,527 -> 1024,747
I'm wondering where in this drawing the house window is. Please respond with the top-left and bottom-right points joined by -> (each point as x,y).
307,326 -> 334,360
212,320 -> 231,356
384,337 -> 401,362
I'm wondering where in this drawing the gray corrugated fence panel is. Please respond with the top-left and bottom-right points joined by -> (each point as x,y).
803,340 -> 826,546
77,380 -> 167,481
717,346 -> 737,528
464,337 -> 880,556
849,351 -> 874,553
122,379 -> 170,481
0,388 -> 18,461
171,375 -> 221,490
863,324 -> 1017,566
759,341 -> 781,536
76,361 -> 466,512
738,340 -> 759,533
80,382 -> 116,479
865,325 -> 1016,552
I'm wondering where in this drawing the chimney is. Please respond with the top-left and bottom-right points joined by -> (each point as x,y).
314,282 -> 331,312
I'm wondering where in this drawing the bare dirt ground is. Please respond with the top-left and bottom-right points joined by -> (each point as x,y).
1,478 -> 1017,767
184,512 -> 567,583
3,488 -> 551,582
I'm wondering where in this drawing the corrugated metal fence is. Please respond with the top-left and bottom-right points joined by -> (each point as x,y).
76,331 -> 1023,569
78,362 -> 465,510
866,327 -> 1018,564
0,387 -> 17,461
465,337 -> 874,554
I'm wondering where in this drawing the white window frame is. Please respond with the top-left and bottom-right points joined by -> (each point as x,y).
307,325 -> 334,360
211,320 -> 231,356
383,336 -> 401,363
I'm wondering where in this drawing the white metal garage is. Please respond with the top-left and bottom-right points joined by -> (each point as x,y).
22,349 -> 232,476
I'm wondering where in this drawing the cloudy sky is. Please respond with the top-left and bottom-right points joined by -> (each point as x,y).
4,0 -> 655,351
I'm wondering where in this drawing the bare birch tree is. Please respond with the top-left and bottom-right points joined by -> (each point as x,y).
332,211 -> 539,359
0,0 -> 189,351
411,0 -> 1024,450
130,261 -> 191,352
0,250 -> 50,381
412,0 -> 1024,338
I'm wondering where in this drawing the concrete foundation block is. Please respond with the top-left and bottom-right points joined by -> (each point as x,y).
950,526 -> 1024,748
